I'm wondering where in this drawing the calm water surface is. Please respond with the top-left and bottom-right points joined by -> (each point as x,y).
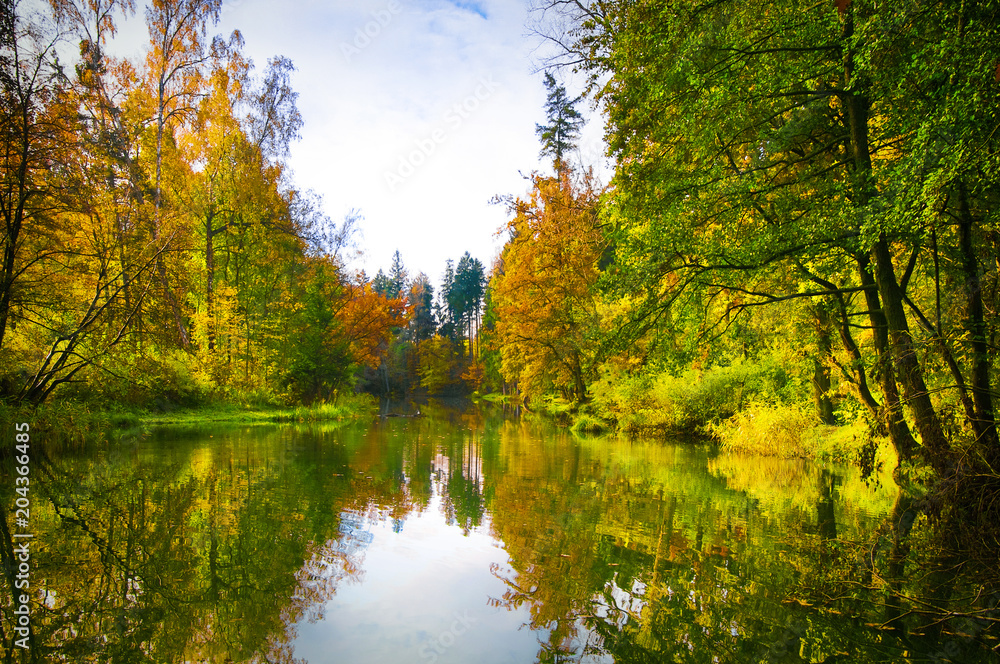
2,405 -> 996,662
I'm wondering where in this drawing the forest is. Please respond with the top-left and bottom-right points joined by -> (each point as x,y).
3,0 -> 1000,570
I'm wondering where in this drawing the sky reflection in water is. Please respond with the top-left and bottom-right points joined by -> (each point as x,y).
1,407 -> 923,663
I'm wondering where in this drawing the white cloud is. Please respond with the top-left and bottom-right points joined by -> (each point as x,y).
107,0 -> 608,288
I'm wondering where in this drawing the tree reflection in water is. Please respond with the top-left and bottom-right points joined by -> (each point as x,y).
0,424 -> 390,663
483,423 -> 999,663
1,411 -> 997,663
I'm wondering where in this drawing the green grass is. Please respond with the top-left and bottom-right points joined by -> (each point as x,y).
0,393 -> 375,451
570,413 -> 608,434
474,391 -> 509,404
139,393 -> 375,425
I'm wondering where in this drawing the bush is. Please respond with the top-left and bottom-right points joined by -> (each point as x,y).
590,356 -> 797,436
571,413 -> 608,434
710,402 -> 811,457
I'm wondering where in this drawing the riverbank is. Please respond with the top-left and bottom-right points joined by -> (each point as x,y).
0,393 -> 376,450
507,358 -> 897,472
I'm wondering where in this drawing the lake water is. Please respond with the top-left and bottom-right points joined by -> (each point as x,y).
2,404 -> 998,662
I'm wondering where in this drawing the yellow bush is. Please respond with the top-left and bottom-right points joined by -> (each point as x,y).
711,402 -> 812,457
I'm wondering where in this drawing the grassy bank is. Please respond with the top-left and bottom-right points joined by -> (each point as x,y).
0,400 -> 145,452
140,393 -> 376,425
0,393 -> 376,450
542,358 -> 898,471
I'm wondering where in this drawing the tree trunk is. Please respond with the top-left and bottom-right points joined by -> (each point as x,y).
205,211 -> 216,351
841,8 -> 917,462
154,76 -> 190,349
811,302 -> 837,425
572,351 -> 586,404
957,181 -> 998,451
872,235 -> 953,475
832,291 -> 883,428
858,255 -> 918,460
0,93 -> 33,354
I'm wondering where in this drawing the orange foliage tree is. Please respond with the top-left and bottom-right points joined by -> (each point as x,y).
490,168 -> 605,405
281,260 -> 409,403
338,278 -> 409,369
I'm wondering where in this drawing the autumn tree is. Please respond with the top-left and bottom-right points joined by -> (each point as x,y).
186,28 -> 249,353
283,260 -> 409,403
338,277 -> 409,371
0,0 -> 167,403
491,168 -> 604,405
0,1 -> 380,408
0,2 -> 67,359
143,0 -> 222,347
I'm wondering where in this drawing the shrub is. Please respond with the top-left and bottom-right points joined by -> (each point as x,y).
591,356 -> 797,436
571,413 -> 608,434
710,402 -> 812,457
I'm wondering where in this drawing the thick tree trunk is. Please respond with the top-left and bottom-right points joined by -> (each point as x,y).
0,234 -> 20,354
811,302 -> 837,425
872,235 -> 953,475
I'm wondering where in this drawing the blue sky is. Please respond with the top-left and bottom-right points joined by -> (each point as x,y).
109,0 -> 609,286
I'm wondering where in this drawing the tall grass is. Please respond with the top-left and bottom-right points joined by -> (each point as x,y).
0,400 -> 142,452
139,392 -> 376,425
570,413 -> 608,434
0,392 -> 375,452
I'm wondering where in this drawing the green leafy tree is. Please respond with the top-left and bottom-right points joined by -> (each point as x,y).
436,258 -> 458,340
540,2 -> 1000,542
371,269 -> 392,299
389,249 -> 407,299
453,251 -> 486,358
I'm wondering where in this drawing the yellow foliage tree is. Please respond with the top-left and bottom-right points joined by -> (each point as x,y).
491,169 -> 605,405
